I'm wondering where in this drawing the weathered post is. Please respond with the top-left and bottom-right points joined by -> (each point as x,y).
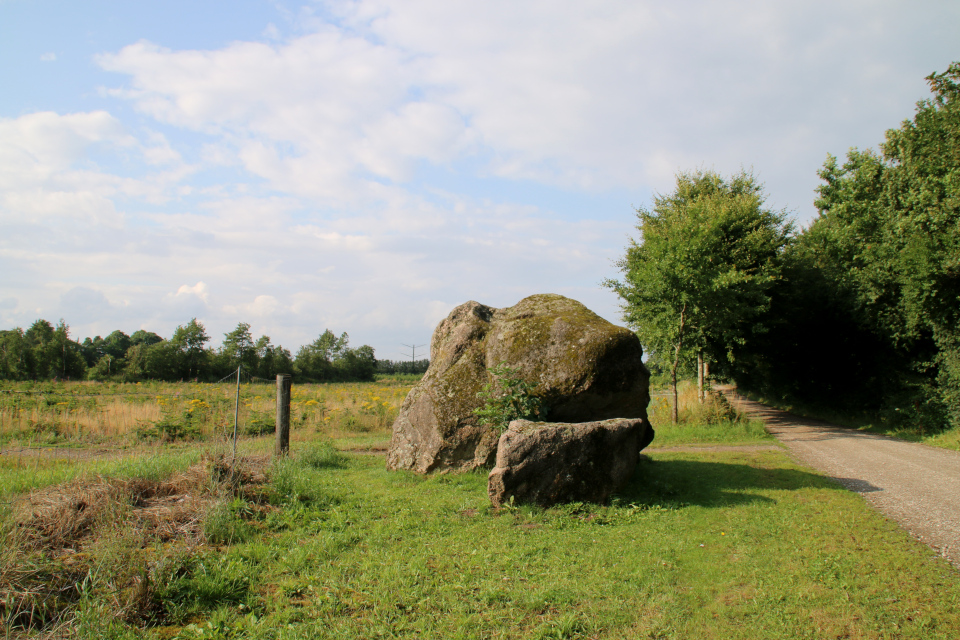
276,373 -> 292,457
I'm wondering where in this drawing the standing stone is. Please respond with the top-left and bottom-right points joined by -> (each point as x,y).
386,294 -> 651,474
487,418 -> 645,508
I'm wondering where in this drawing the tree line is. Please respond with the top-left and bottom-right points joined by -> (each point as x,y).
609,62 -> 960,431
0,318 -> 417,383
376,358 -> 430,375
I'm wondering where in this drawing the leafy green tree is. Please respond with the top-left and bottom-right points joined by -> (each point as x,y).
120,330 -> 165,379
376,358 -> 430,375
25,319 -> 55,377
607,170 -> 792,422
82,330 -> 133,378
80,336 -> 104,368
262,344 -> 294,379
102,330 -> 132,359
801,62 -> 960,428
334,344 -> 377,381
130,330 -> 163,347
48,320 -> 86,380
295,330 -> 348,381
171,318 -> 210,380
87,354 -> 118,381
253,335 -> 273,377
251,335 -> 294,379
730,238 -> 906,411
122,343 -> 148,380
220,322 -> 256,374
0,328 -> 34,380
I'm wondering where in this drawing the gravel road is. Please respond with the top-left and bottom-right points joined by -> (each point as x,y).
720,387 -> 960,568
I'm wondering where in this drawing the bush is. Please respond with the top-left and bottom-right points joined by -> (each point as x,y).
474,363 -> 546,432
243,412 -> 275,437
135,412 -> 201,442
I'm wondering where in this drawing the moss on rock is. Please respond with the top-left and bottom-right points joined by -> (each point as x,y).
386,294 -> 651,474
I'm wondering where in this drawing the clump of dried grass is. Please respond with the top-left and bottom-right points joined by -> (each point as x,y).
649,381 -> 746,426
0,453 -> 270,633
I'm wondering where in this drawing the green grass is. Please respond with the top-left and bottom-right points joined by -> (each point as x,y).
648,418 -> 773,447
0,446 -> 203,499
5,382 -> 960,638
65,449 -> 958,639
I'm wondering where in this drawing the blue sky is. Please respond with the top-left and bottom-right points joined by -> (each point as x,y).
1,0 -> 958,360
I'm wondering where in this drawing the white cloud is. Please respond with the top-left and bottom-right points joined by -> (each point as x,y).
95,1 -> 959,222
222,294 -> 279,318
3,0 -> 956,356
0,111 -> 191,226
175,282 -> 210,303
40,52 -> 56,62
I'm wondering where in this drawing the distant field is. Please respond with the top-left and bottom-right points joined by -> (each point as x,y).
0,378 -> 409,449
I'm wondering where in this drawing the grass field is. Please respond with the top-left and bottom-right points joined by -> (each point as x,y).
0,378 -> 410,448
1,379 -> 958,639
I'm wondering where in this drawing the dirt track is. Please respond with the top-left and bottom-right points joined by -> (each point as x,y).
721,387 -> 960,568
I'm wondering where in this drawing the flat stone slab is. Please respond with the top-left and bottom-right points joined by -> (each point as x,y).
488,417 -> 647,508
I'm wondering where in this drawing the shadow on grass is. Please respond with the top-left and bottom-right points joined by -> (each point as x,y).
615,457 -> 841,509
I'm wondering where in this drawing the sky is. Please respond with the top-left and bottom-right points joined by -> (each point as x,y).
1,0 -> 958,361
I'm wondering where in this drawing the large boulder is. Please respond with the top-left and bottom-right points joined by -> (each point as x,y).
386,294 -> 650,473
488,418 -> 644,508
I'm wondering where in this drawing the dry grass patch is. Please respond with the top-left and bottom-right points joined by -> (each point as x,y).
0,454 -> 271,635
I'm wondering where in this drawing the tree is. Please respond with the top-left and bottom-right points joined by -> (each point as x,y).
48,320 -> 86,380
221,322 -> 256,374
0,328 -> 34,380
130,330 -> 163,347
261,343 -> 294,379
295,330 -> 348,381
252,335 -> 294,379
82,330 -> 134,378
25,319 -> 55,378
607,170 -> 792,422
171,318 -> 210,380
334,344 -> 377,381
800,62 -> 960,428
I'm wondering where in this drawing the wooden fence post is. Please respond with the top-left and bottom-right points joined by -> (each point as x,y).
276,374 -> 292,457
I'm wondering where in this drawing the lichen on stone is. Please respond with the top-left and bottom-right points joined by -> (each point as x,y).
386,294 -> 651,474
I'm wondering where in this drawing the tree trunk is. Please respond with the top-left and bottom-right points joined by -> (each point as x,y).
670,304 -> 687,424
697,350 -> 705,404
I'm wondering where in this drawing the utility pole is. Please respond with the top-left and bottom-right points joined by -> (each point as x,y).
401,343 -> 426,364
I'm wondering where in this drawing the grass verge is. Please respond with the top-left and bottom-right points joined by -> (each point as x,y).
8,447 -> 958,639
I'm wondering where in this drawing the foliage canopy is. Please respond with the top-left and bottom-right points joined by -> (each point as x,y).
607,169 -> 792,421
734,62 -> 960,431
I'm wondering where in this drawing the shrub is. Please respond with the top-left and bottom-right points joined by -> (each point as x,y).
243,412 -> 275,437
474,362 -> 546,432
135,410 -> 201,442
